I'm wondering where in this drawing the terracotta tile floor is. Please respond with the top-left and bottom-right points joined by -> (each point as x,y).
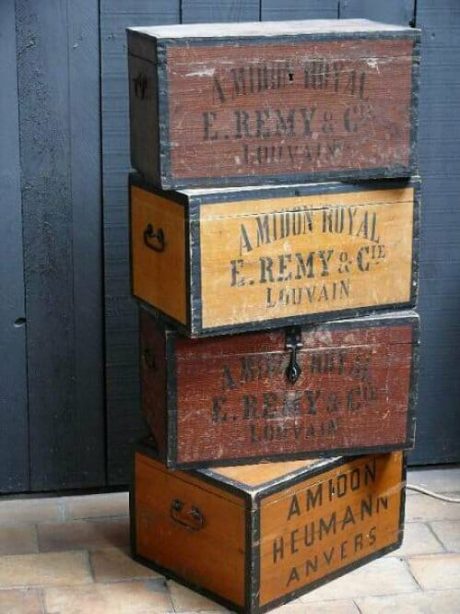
0,467 -> 459,613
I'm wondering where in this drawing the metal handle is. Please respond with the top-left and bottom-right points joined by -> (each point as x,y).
143,223 -> 165,253
170,498 -> 205,531
285,327 -> 303,384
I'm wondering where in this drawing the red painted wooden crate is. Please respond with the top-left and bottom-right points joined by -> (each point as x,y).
140,307 -> 418,468
127,19 -> 420,189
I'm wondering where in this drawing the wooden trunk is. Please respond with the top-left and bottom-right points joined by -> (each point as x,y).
132,445 -> 406,613
140,307 -> 418,468
130,175 -> 419,337
127,19 -> 420,189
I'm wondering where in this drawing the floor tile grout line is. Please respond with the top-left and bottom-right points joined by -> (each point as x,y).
401,556 -> 424,592
37,586 -> 47,614
425,520 -> 451,553
86,548 -> 97,583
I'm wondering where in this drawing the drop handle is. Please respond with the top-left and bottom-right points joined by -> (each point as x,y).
143,223 -> 165,252
170,498 -> 205,531
285,326 -> 303,384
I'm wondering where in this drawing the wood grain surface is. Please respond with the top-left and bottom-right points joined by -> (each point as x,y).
200,187 -> 415,328
135,452 -> 246,606
211,458 -> 321,488
259,452 -> 403,604
140,310 -> 417,466
166,37 -> 415,185
173,320 -> 415,463
131,186 -> 187,324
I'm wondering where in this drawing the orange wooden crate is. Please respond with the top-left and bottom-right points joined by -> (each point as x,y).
130,175 -> 420,337
131,444 -> 406,613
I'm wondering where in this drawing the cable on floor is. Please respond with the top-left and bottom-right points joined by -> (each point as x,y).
407,484 -> 460,503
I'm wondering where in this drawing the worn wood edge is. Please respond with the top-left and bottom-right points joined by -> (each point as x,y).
405,313 -> 420,451
166,331 -> 178,466
136,295 -> 418,338
135,440 -> 252,504
141,304 -> 419,335
409,33 -> 421,172
129,28 -> 420,46
130,172 -> 420,203
246,504 -> 259,612
162,442 -> 414,472
159,166 -> 418,192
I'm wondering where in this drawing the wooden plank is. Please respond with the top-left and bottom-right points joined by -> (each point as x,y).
181,0 -> 260,23
339,0 -> 415,25
15,0 -> 105,490
262,0 -> 338,20
101,0 -> 180,484
409,0 -> 460,464
0,0 -> 29,493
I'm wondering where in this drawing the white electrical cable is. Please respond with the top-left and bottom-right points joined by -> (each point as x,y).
407,484 -> 460,503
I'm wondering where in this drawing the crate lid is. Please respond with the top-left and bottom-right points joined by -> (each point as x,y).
128,19 -> 415,40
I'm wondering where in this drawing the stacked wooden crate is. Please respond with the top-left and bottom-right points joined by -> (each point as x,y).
126,19 -> 420,613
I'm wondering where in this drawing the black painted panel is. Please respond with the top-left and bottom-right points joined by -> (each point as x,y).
262,0 -> 338,20
15,0 -> 105,490
0,0 -> 29,493
101,0 -> 180,484
339,0 -> 414,25
410,0 -> 460,464
182,0 -> 259,23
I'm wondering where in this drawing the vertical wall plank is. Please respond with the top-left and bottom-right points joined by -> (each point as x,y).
16,0 -> 105,490
261,0 -> 338,20
181,0 -> 259,23
0,0 -> 29,493
340,0 -> 460,464
339,0 -> 414,24
410,0 -> 460,464
101,0 -> 180,484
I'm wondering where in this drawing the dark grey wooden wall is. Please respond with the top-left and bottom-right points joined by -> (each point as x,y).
1,0 -> 105,493
1,0 -> 459,492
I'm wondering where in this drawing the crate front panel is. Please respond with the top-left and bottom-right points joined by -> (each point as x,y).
134,452 -> 246,607
259,452 -> 404,606
164,37 -> 415,186
172,318 -> 415,465
199,187 -> 415,331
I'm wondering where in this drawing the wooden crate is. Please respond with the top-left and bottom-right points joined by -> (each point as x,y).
132,445 -> 406,613
140,308 -> 418,468
127,19 -> 420,189
130,175 -> 420,337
